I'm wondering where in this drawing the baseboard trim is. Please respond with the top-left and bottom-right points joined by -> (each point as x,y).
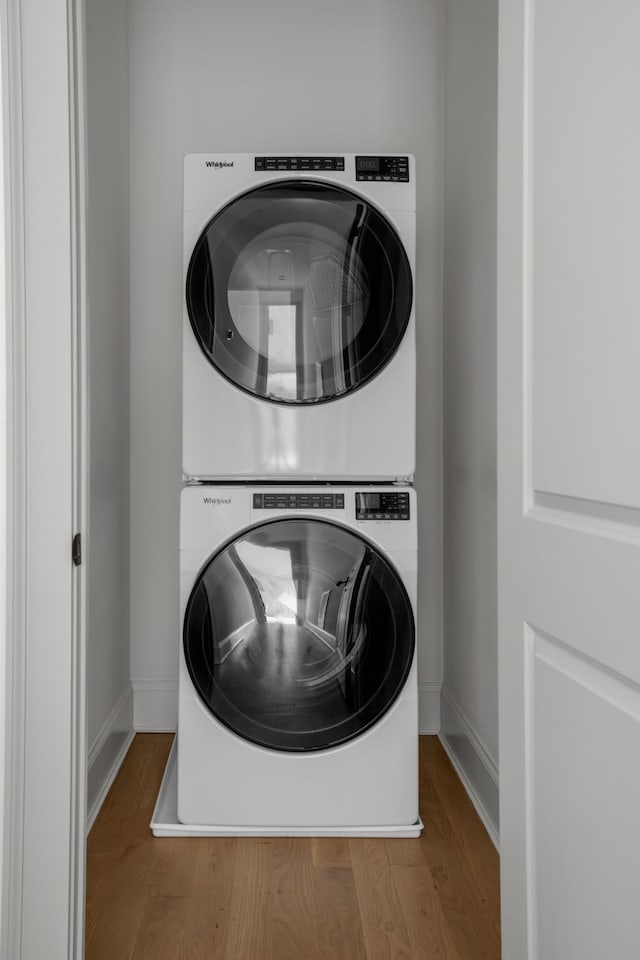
418,681 -> 441,734
87,685 -> 134,832
132,679 -> 178,732
439,687 -> 500,849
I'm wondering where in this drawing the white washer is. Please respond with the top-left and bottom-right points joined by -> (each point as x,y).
177,484 -> 420,834
183,153 -> 416,481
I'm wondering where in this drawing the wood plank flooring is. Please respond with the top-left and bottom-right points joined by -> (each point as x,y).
86,735 -> 500,959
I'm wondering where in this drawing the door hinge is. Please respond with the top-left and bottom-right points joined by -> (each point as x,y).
72,532 -> 82,567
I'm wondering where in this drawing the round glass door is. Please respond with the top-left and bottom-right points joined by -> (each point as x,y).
183,519 -> 415,751
186,181 -> 413,404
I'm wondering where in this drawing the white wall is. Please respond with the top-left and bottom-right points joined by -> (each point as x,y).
441,0 -> 499,841
128,0 -> 445,731
85,0 -> 133,823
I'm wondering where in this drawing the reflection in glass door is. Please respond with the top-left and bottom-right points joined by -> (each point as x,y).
186,181 -> 412,404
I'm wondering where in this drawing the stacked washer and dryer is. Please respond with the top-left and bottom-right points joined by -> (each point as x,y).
152,153 -> 421,836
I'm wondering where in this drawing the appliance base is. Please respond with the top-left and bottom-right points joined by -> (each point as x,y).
151,741 -> 424,838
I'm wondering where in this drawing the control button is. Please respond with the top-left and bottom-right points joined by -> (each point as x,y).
255,158 -> 265,170
254,492 -> 356,510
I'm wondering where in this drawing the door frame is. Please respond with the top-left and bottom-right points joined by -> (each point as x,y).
1,0 -> 87,957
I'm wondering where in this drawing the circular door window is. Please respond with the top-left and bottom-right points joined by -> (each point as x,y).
183,519 -> 415,752
186,181 -> 413,404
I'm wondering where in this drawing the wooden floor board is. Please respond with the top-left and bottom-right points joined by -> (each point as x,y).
392,865 -> 462,959
183,838 -> 238,959
423,738 -> 501,934
384,836 -> 428,867
311,835 -> 352,868
129,895 -> 187,960
312,865 -> 369,960
349,838 -> 414,959
270,837 -> 326,960
223,837 -> 274,960
418,744 -> 501,959
86,735 -> 500,960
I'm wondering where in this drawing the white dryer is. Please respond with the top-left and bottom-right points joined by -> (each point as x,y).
183,153 -> 416,481
177,484 -> 420,834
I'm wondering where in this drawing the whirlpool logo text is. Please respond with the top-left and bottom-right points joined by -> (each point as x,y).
203,497 -> 232,505
205,160 -> 234,169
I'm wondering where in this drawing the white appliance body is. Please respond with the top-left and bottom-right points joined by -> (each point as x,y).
178,484 -> 418,829
183,153 -> 416,481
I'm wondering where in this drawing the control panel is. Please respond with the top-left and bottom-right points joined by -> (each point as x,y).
355,491 -> 410,520
255,156 -> 345,172
253,493 -> 345,510
355,155 -> 410,183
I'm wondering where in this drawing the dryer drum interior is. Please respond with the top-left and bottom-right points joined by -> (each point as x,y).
186,181 -> 413,404
183,518 -> 415,752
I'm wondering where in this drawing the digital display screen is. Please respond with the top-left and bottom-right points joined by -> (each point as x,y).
358,493 -> 381,511
357,157 -> 380,172
356,491 -> 410,520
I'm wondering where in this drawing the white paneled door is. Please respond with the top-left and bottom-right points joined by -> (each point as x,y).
498,1 -> 640,957
1,1 -> 87,959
